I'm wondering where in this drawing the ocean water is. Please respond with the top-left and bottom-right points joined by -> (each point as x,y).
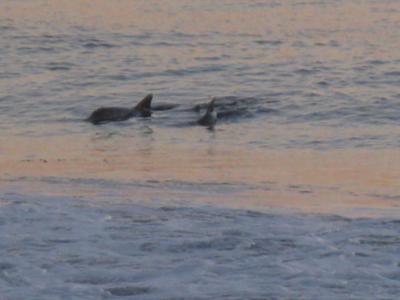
2,194 -> 400,299
1,0 -> 400,298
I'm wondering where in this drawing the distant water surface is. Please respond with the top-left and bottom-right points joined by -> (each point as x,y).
1,2 -> 400,298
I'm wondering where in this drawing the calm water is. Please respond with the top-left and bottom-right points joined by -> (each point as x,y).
1,0 -> 400,298
1,0 -> 399,148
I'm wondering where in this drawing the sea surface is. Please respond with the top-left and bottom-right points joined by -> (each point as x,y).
1,0 -> 400,299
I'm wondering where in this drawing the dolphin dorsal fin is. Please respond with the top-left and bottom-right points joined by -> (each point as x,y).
206,98 -> 216,113
197,97 -> 217,128
134,94 -> 153,112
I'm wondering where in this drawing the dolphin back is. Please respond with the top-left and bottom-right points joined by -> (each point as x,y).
86,94 -> 153,124
86,107 -> 132,124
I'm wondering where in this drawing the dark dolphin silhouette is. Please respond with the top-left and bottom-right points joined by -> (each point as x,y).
197,98 -> 217,129
86,94 -> 153,125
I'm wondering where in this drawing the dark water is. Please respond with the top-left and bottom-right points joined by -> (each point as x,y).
1,1 -> 400,299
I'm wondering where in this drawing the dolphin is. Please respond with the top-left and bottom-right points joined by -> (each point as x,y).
86,94 -> 153,125
197,98 -> 217,129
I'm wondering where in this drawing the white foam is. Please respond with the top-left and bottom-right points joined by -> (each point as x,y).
1,194 -> 400,299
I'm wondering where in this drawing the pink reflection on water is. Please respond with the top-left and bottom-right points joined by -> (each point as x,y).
1,135 -> 400,217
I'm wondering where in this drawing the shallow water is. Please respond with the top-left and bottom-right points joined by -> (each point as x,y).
1,0 -> 400,298
2,195 -> 400,299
